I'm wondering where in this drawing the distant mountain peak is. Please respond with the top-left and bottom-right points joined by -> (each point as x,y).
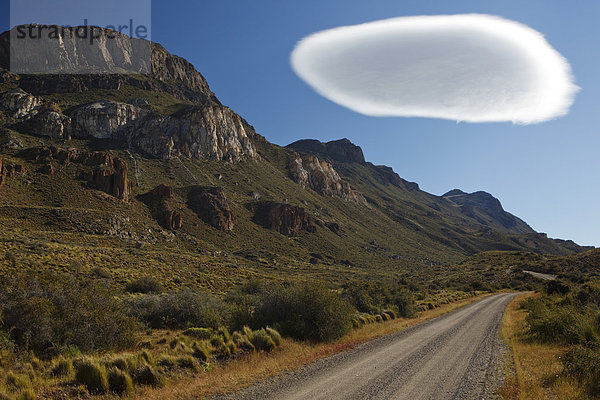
443,189 -> 534,235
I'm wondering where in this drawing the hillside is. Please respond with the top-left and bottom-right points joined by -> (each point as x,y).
0,25 -> 592,294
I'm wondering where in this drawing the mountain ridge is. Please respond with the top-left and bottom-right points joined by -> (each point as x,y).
0,24 -> 593,294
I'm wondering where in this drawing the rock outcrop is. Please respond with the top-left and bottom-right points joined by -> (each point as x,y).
26,110 -> 73,139
21,146 -> 79,164
85,156 -> 133,202
188,187 -> 234,232
20,145 -> 134,201
139,184 -> 183,230
289,154 -> 367,205
0,88 -> 41,118
287,138 -> 366,164
71,101 -> 145,139
253,202 -> 316,236
0,157 -> 26,185
288,138 -> 419,193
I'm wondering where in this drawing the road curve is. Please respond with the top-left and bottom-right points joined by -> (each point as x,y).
219,293 -> 517,400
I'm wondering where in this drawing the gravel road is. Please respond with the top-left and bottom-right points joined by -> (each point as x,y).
219,293 -> 517,400
523,270 -> 556,281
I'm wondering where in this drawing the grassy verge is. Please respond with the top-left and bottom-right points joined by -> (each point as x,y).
135,292 -> 493,399
499,292 -> 585,400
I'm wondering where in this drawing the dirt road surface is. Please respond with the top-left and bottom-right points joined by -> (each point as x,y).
220,293 -> 517,400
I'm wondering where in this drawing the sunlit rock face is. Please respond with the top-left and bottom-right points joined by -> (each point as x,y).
69,101 -> 257,161
0,88 -> 42,118
289,154 -> 367,205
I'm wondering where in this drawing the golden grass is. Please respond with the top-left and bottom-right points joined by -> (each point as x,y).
134,292 -> 493,400
499,292 -> 586,400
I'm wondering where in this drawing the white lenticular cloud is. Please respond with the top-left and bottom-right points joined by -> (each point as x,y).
291,14 -> 579,124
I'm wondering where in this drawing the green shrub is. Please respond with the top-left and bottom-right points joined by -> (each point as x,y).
0,272 -> 138,357
212,340 -> 232,360
523,297 -> 599,345
125,277 -> 163,294
107,367 -> 133,396
133,365 -> 162,387
544,279 -> 571,295
210,335 -> 225,348
253,283 -> 355,342
127,291 -> 227,330
562,345 -> 600,395
169,338 -> 180,349
50,357 -> 74,378
182,328 -> 212,340
74,358 -> 108,394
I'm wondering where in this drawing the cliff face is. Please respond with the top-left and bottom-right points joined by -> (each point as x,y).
0,26 -> 258,162
68,100 -> 256,161
289,154 -> 366,205
287,138 -> 419,191
0,26 -> 217,103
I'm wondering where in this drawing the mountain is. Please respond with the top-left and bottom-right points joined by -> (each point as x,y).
441,189 -> 534,235
0,25 -> 592,292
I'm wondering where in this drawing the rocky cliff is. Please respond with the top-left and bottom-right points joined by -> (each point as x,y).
288,138 -> 419,191
289,154 -> 366,205
0,25 -> 257,162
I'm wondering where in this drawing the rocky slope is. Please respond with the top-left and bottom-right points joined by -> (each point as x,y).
0,25 -> 592,292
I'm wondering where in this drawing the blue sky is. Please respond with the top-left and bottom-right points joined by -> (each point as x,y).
2,1 -> 598,246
